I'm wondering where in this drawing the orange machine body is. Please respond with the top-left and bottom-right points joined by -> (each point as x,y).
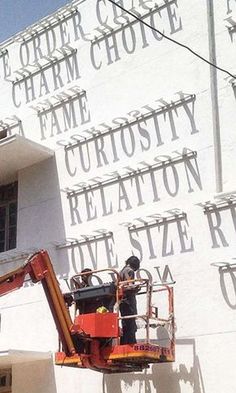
72,312 -> 119,338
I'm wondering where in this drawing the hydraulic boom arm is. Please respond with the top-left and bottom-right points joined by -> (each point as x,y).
0,250 -> 75,356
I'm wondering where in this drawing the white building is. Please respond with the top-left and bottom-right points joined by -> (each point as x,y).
0,0 -> 236,392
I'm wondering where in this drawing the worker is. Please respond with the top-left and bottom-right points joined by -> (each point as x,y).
79,268 -> 93,288
77,268 -> 111,314
79,268 -> 116,313
119,256 -> 140,345
63,268 -> 92,308
76,268 -> 100,314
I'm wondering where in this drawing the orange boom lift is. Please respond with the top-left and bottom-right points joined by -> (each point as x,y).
0,250 -> 175,373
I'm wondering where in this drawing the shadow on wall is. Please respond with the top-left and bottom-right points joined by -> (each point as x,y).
219,264 -> 236,309
103,339 -> 206,393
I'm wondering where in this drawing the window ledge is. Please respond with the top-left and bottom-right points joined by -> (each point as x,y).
0,350 -> 52,367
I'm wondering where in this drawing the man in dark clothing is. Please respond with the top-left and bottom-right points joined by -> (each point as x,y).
119,256 -> 140,345
63,268 -> 93,308
79,268 -> 93,288
76,268 -> 102,314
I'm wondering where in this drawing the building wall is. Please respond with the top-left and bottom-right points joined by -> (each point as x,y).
0,1 -> 236,392
12,359 -> 57,393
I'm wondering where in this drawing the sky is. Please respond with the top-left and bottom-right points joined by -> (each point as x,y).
0,0 -> 70,44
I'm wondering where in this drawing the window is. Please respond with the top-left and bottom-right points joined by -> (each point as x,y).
0,130 -> 7,140
0,369 -> 12,393
0,182 -> 17,252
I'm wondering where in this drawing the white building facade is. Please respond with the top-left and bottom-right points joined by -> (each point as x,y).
0,0 -> 236,392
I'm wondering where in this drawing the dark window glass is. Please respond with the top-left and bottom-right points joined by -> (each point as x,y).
0,375 -> 6,386
0,182 -> 17,252
8,228 -> 16,250
0,369 -> 12,392
9,203 -> 17,226
0,130 -> 7,140
0,217 -> 5,230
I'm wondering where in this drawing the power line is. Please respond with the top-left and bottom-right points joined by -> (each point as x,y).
108,0 -> 236,79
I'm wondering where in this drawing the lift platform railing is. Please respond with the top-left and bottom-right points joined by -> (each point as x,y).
117,278 -> 175,346
69,269 -> 174,348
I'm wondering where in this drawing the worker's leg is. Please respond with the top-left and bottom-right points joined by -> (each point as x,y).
126,318 -> 137,344
120,304 -> 137,345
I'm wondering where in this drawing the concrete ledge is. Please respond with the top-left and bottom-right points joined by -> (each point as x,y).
0,134 -> 54,183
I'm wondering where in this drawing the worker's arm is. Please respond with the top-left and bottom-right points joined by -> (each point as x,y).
121,269 -> 140,293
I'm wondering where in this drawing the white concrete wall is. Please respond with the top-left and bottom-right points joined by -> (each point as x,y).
0,1 -> 236,392
12,359 -> 57,393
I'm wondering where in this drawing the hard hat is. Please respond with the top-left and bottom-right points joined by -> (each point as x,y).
96,306 -> 108,313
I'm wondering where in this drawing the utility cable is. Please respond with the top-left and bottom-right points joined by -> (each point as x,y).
108,0 -> 236,79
